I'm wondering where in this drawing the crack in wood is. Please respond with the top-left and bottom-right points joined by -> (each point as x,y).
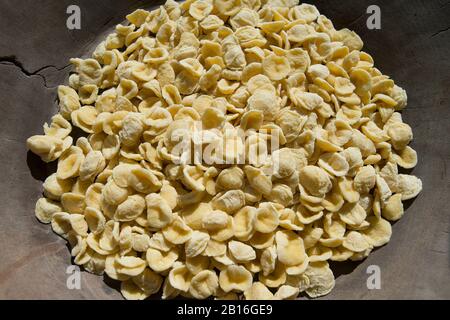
343,13 -> 366,29
0,56 -> 70,89
430,26 -> 450,38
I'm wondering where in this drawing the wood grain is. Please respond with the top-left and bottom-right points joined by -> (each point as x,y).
0,0 -> 448,300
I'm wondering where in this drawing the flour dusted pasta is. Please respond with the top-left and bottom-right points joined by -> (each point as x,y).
27,0 -> 422,300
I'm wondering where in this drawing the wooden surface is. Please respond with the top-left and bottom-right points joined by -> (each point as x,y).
0,0 -> 448,300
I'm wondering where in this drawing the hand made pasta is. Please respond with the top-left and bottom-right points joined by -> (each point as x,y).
27,0 -> 422,300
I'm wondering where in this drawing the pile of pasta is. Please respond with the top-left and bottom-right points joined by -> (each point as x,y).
27,0 -> 422,300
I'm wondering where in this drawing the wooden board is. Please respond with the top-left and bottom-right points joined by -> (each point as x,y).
0,0 -> 448,300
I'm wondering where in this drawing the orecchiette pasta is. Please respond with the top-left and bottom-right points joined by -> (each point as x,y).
27,0 -> 421,301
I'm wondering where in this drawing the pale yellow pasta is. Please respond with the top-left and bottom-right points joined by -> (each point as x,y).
43,173 -> 73,201
57,85 -> 81,119
146,247 -> 179,273
35,197 -> 62,224
392,146 -> 418,169
44,114 -> 72,139
233,206 -> 256,241
145,194 -> 174,229
275,230 -> 307,267
57,146 -> 85,180
115,256 -> 146,277
114,195 -> 146,222
61,192 -> 86,214
26,0 -> 422,301
203,239 -> 227,257
244,282 -> 274,300
27,135 -> 71,163
244,166 -> 272,196
189,270 -> 219,299
132,268 -> 163,296
342,231 -> 371,253
212,190 -> 246,214
185,231 -> 210,258
84,206 -> 106,235
363,216 -> 392,247
228,240 -> 256,262
102,179 -> 128,206
303,262 -> 335,298
168,263 -> 192,292
299,166 -> 332,198
262,54 -> 291,81
128,167 -> 162,194
255,202 -> 279,233
275,285 -> 300,300
258,262 -> 287,288
219,265 -> 253,293
162,215 -> 193,245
